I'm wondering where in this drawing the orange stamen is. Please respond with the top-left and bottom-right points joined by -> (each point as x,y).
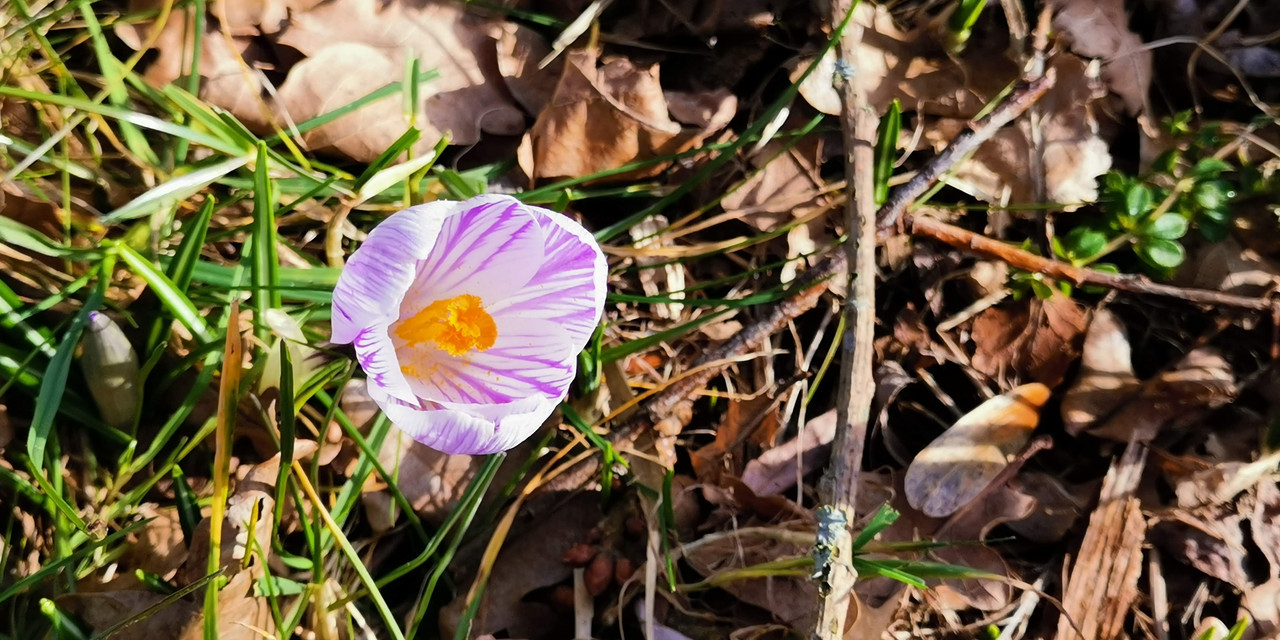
394,294 -> 497,357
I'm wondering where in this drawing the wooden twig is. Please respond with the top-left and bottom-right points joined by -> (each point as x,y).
906,214 -> 1278,311
814,0 -> 876,635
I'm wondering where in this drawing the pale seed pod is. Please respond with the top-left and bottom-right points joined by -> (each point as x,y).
80,311 -> 139,428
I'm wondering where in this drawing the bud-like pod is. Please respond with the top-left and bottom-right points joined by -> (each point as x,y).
80,311 -> 139,428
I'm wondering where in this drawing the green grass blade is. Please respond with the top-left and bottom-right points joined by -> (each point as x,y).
114,243 -> 214,343
102,155 -> 252,224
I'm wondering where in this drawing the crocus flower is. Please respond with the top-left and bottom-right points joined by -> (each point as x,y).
331,195 -> 607,455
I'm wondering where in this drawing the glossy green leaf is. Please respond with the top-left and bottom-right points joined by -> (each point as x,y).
1135,237 -> 1186,269
1140,214 -> 1189,240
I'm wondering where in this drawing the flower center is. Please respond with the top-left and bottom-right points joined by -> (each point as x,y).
394,294 -> 497,357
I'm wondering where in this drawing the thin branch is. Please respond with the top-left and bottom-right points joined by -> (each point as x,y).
814,0 -> 876,635
907,214 -> 1278,311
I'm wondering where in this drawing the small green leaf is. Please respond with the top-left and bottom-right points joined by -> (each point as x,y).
1140,214 -> 1189,240
1135,237 -> 1186,269
1192,180 -> 1234,211
1063,227 -> 1108,260
1152,149 -> 1181,175
1029,279 -> 1054,299
1192,157 -> 1231,178
1124,182 -> 1153,219
1103,171 -> 1128,196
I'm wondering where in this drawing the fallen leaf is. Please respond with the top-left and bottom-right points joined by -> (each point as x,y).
971,293 -> 1088,387
682,526 -> 817,632
1003,471 -> 1096,543
740,409 -> 837,497
58,570 -> 273,640
1047,0 -> 1153,115
924,56 -> 1112,207
1181,237 -> 1280,302
496,22 -> 563,115
519,49 -> 735,181
1088,347 -> 1237,442
124,0 -> 526,162
720,121 -> 829,233
362,430 -> 482,530
692,394 -> 781,482
438,492 -> 602,640
904,383 -> 1051,518
1060,308 -> 1141,434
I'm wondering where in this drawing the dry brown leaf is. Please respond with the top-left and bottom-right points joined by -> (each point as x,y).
363,430 -> 481,530
1182,237 -> 1280,300
795,4 -> 1014,118
924,56 -> 1112,207
438,493 -> 602,640
1046,0 -> 1153,115
1060,308 -> 1140,434
519,49 -> 735,181
58,570 -> 273,640
1003,471 -> 1096,543
904,383 -> 1050,518
1088,348 -> 1237,442
691,394 -> 780,482
683,529 -> 817,632
720,119 -> 828,232
740,409 -> 837,497
124,0 -> 525,162
971,294 -> 1088,387
496,22 -> 563,115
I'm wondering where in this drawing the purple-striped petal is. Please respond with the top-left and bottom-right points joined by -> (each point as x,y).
378,393 -> 555,455
352,327 -> 417,404
403,195 -> 544,308
331,202 -> 454,344
487,206 -> 607,351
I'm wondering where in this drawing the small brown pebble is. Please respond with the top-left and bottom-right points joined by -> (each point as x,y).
614,557 -> 636,584
584,552 -> 615,596
624,516 -> 647,538
562,543 -> 597,567
550,584 -> 576,611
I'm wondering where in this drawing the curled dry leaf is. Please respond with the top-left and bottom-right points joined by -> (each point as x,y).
1003,471 -> 1097,543
740,409 -> 837,497
518,49 -> 735,181
496,22 -> 563,115
1060,308 -> 1141,434
971,293 -> 1088,387
1089,347 -> 1237,442
904,383 -> 1050,518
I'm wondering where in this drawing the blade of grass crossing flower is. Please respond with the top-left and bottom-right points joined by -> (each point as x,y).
103,154 -> 252,224
28,263 -> 106,472
593,2 -> 861,242
115,243 -> 213,343
251,143 -> 281,342
204,299 -> 242,640
292,463 -> 407,640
